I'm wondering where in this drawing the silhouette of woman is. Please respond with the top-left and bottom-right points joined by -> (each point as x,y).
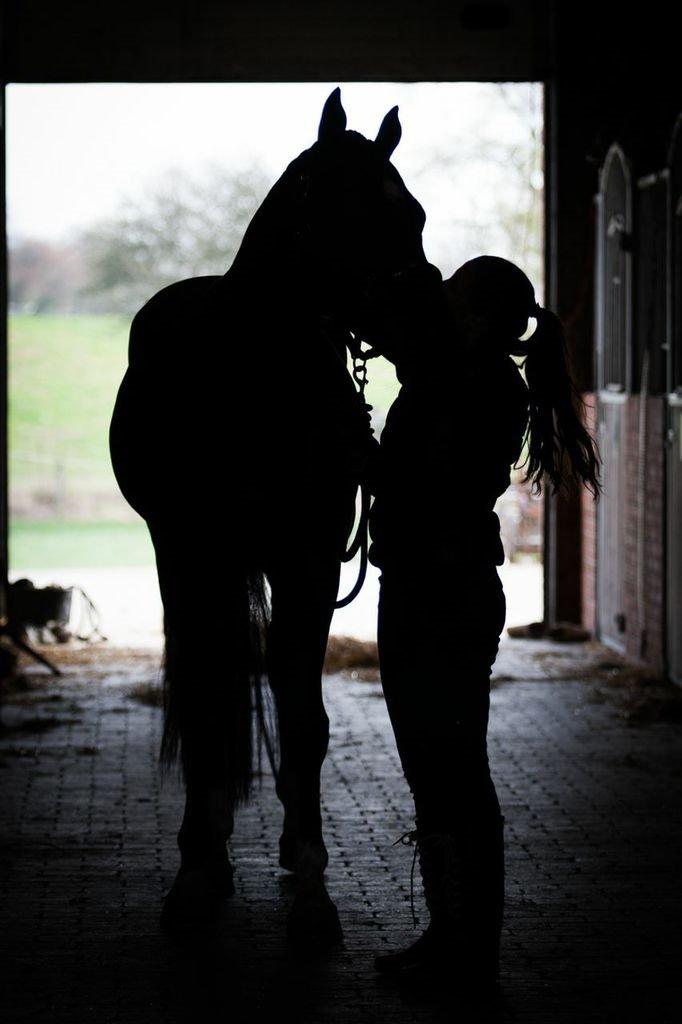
366,255 -> 601,985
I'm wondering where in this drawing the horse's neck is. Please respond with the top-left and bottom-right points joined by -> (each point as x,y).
223,158 -> 336,324
228,163 -> 298,274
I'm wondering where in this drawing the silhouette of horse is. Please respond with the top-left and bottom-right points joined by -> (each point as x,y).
109,89 -> 427,940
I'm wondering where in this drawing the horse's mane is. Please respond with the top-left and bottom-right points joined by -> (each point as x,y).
227,151 -> 311,277
226,131 -> 379,279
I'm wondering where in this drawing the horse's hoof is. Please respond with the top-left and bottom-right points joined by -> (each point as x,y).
286,885 -> 344,947
160,862 -> 235,934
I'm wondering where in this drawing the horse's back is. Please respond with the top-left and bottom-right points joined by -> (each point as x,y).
126,275 -> 223,365
110,275 -> 225,515
110,273 -> 363,556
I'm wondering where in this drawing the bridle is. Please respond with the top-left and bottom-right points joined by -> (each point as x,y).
290,155 -> 425,608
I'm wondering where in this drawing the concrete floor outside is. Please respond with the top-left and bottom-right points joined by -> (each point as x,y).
9,558 -> 543,647
1,633 -> 680,1024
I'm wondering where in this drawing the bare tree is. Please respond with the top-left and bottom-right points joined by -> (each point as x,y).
9,238 -> 86,313
78,164 -> 271,313
408,83 -> 543,291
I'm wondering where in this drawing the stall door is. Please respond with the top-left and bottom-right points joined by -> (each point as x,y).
668,120 -> 682,683
668,394 -> 682,681
596,145 -> 631,651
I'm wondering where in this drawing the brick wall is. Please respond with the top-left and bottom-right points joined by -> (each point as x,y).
581,392 -> 598,635
622,396 -> 665,673
584,392 -> 666,674
643,398 -> 665,673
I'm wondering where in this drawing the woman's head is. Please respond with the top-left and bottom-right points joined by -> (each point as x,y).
445,255 -> 537,351
447,254 -> 601,498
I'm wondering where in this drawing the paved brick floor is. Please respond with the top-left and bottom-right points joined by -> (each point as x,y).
1,642 -> 680,1024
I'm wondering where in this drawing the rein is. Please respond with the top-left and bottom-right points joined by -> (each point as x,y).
334,341 -> 378,609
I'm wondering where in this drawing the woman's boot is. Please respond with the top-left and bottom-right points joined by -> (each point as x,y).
374,814 -> 504,986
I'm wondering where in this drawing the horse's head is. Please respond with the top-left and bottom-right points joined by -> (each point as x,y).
295,89 -> 429,330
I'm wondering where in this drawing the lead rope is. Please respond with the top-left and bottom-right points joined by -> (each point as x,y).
335,345 -> 377,609
393,829 -> 421,928
394,829 -> 460,931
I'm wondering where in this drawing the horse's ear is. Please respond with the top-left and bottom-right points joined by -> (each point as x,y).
318,87 -> 347,142
375,106 -> 402,158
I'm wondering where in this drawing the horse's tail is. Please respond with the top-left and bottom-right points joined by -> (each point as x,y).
152,527 -> 278,805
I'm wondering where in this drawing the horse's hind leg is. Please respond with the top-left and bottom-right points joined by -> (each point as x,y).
266,555 -> 343,942
150,521 -> 256,929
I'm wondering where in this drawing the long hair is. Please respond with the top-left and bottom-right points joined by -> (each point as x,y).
451,255 -> 601,498
519,306 -> 601,497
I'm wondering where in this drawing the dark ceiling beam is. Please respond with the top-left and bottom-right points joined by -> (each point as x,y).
1,1 -> 551,84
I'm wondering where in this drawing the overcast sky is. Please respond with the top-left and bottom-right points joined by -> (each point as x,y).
7,81 -> 542,278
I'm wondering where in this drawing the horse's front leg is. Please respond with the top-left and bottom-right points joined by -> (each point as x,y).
266,555 -> 343,944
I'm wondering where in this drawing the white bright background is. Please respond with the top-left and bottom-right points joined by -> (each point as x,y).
7,82 -> 543,644
7,81 -> 543,279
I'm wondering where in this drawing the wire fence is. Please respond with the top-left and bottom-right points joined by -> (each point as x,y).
10,450 -> 132,520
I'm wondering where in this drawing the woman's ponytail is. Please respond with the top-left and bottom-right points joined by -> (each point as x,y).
521,307 -> 601,498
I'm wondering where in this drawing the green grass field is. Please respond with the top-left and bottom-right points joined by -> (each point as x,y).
365,363 -> 400,423
10,519 -> 155,569
9,313 -> 399,482
9,314 -> 130,485
9,313 -> 401,569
